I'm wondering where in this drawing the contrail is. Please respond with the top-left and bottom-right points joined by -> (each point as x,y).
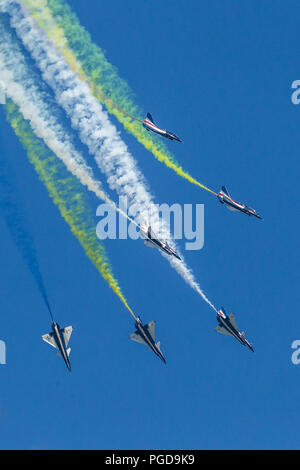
0,12 -> 137,319
19,0 -> 217,196
4,98 -> 137,320
0,14 -> 137,318
3,0 -> 217,312
0,143 -> 53,320
0,13 -> 138,228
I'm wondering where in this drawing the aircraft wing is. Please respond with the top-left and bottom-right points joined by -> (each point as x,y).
216,325 -> 232,336
130,331 -> 148,346
227,204 -> 239,212
229,313 -> 238,331
42,332 -> 58,349
144,239 -> 156,248
62,326 -> 73,347
145,321 -> 156,341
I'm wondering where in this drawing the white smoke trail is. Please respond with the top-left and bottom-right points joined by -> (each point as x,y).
0,15 -> 137,228
1,0 -> 217,311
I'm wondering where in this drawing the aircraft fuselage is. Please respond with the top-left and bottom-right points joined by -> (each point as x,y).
218,192 -> 261,219
217,316 -> 245,347
52,322 -> 71,371
135,320 -> 166,363
217,311 -> 254,352
140,226 -> 181,260
143,120 -> 182,142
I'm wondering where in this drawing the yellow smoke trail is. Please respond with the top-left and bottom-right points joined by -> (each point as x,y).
4,98 -> 137,320
20,0 -> 217,196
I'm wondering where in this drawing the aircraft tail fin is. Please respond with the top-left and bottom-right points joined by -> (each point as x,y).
146,112 -> 154,123
148,226 -> 159,241
221,186 -> 230,196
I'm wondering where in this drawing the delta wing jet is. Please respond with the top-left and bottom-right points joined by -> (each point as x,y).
130,317 -> 166,363
140,225 -> 181,260
216,307 -> 254,352
218,186 -> 262,219
42,322 -> 73,371
143,112 -> 182,142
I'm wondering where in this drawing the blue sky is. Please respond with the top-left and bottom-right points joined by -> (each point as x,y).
0,0 -> 299,450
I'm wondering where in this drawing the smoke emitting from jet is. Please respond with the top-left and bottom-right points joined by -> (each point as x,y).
0,17 -> 139,231
10,1 -> 215,309
5,99 -> 137,320
0,129 -> 53,320
19,0 -> 217,196
0,17 -> 137,319
1,1 -> 217,313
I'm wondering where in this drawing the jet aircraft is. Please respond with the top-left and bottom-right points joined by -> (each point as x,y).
218,186 -> 262,219
42,322 -> 73,371
143,113 -> 182,142
140,225 -> 181,260
130,317 -> 166,363
216,307 -> 254,352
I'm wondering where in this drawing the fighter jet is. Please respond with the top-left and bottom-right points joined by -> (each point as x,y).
130,317 -> 166,363
218,186 -> 262,219
216,307 -> 254,352
143,113 -> 182,142
140,225 -> 181,260
42,322 -> 73,371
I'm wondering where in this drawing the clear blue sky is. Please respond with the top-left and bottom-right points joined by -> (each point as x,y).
0,0 -> 299,450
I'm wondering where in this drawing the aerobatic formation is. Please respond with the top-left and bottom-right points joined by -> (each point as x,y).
0,0 -> 262,371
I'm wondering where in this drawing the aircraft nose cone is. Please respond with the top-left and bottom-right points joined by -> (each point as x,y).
159,353 -> 167,364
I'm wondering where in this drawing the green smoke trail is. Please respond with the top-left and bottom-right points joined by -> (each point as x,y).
21,0 -> 217,195
4,98 -> 137,319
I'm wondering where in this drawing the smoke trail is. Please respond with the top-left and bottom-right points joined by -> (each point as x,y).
0,2 -> 136,318
0,13 -> 138,229
3,0 -> 217,311
4,98 -> 137,319
0,148 -> 53,319
19,0 -> 217,196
